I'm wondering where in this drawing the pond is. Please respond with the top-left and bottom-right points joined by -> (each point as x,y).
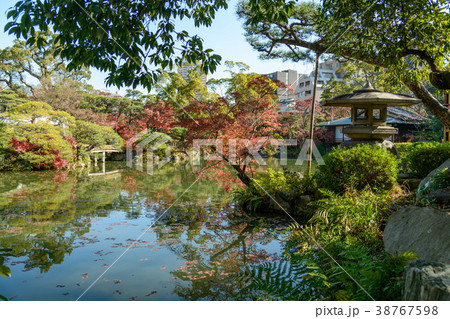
0,160 -> 302,301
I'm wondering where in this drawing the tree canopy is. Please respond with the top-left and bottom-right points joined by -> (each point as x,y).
0,31 -> 90,95
5,0 -> 228,89
0,89 -> 29,112
237,0 -> 450,126
0,102 -> 76,170
72,119 -> 123,151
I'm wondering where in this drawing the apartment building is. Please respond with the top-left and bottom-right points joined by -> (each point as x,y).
296,59 -> 344,101
178,63 -> 207,86
264,59 -> 345,111
265,69 -> 299,100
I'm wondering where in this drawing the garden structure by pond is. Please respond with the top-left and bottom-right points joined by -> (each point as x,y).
0,161 -> 295,301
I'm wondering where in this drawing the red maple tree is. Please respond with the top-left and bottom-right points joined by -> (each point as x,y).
109,101 -> 177,140
178,78 -> 281,185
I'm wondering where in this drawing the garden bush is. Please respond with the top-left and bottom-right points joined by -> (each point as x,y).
236,240 -> 417,301
406,142 -> 450,178
395,142 -> 413,172
0,122 -> 75,170
234,168 -> 316,214
72,120 -> 123,156
317,144 -> 400,193
0,102 -> 76,170
307,189 -> 404,249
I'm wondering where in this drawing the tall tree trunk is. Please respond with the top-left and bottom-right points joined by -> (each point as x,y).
403,79 -> 450,127
231,164 -> 252,186
114,111 -> 122,133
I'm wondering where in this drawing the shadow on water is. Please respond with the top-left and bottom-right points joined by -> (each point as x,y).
0,161 -> 297,300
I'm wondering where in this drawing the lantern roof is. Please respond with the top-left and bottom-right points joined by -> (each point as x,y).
323,82 -> 421,107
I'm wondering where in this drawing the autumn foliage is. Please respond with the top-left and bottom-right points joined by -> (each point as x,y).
108,101 -> 177,140
178,77 -> 281,185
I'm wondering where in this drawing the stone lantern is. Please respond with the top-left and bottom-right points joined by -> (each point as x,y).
323,82 -> 421,151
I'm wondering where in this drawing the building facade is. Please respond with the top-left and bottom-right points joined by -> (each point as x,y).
265,69 -> 299,100
178,63 -> 207,86
264,59 -> 344,112
296,59 -> 344,101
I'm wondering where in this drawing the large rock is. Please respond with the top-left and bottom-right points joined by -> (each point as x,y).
403,260 -> 450,301
423,189 -> 450,205
383,206 -> 450,264
416,158 -> 450,203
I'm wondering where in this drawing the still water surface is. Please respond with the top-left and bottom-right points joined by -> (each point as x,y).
0,161 -> 298,300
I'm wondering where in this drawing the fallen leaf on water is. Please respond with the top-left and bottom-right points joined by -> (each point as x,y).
9,296 -> 17,301
82,273 -> 89,279
101,264 -> 109,268
146,291 -> 157,296
152,248 -> 160,251
160,266 -> 167,270
138,258 -> 148,262
113,290 -> 122,295
129,296 -> 138,300
76,283 -> 80,286
35,276 -> 43,279
62,293 -> 69,296
113,280 -> 121,284
56,285 -> 66,288
22,281 -> 27,283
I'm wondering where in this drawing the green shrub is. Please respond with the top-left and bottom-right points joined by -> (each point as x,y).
234,169 -> 316,214
317,144 -> 400,193
428,167 -> 450,190
406,142 -> 450,178
0,102 -> 76,170
72,120 -> 123,156
236,240 -> 417,301
307,189 -> 401,249
135,131 -> 174,160
395,142 -> 413,172
169,126 -> 188,140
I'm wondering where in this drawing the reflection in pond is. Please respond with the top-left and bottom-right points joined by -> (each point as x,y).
0,162 -> 294,300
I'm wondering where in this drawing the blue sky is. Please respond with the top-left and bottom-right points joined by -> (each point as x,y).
0,0 -> 314,95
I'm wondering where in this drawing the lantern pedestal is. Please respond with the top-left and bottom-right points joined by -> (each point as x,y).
343,125 -> 398,140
